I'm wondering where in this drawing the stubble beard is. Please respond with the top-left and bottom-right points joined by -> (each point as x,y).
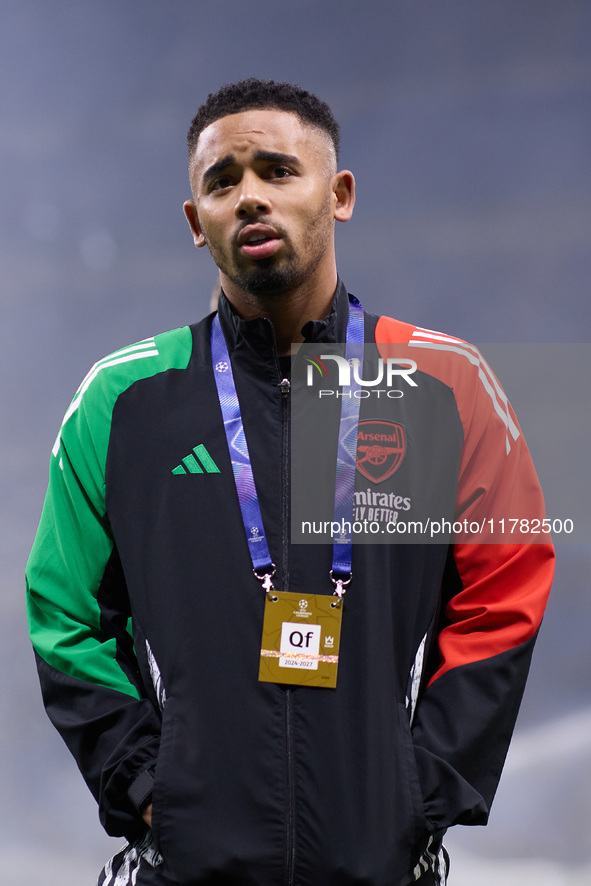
227,251 -> 318,299
205,198 -> 333,302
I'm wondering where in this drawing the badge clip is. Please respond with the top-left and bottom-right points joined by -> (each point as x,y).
330,570 -> 351,608
254,565 -> 277,602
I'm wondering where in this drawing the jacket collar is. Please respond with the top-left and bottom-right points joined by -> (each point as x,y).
216,278 -> 351,356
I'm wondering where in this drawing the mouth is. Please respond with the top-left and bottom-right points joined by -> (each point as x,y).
237,225 -> 283,260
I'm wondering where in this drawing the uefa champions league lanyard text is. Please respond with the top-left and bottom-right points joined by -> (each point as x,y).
211,295 -> 364,604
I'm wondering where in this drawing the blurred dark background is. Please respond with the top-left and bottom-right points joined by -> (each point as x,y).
1,2 -> 589,882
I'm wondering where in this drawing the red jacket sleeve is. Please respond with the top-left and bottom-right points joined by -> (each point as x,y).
377,318 -> 555,829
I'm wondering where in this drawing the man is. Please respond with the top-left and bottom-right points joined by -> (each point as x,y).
26,79 -> 554,886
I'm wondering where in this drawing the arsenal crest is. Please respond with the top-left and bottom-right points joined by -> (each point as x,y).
355,420 -> 406,484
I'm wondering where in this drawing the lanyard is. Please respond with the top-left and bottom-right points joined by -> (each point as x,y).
211,295 -> 364,599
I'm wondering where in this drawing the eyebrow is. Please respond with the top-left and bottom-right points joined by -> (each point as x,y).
202,154 -> 235,186
201,150 -> 301,186
253,150 -> 300,167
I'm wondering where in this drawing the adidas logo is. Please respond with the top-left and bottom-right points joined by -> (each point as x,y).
172,444 -> 221,475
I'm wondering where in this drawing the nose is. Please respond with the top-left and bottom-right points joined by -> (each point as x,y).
234,170 -> 271,218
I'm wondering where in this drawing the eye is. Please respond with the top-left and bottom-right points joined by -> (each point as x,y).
269,166 -> 292,179
210,175 -> 234,192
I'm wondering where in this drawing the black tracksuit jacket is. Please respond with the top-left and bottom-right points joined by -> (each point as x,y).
26,281 -> 555,885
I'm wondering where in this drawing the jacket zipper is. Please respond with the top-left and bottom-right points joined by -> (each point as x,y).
285,684 -> 296,886
278,370 -> 296,886
279,374 -> 291,591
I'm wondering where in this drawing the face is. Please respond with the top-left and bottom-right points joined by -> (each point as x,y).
183,109 -> 354,301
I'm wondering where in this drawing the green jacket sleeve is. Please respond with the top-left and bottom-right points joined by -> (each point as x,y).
25,341 -> 174,838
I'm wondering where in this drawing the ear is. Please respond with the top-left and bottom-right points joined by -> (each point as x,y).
183,200 -> 207,248
332,170 -> 355,223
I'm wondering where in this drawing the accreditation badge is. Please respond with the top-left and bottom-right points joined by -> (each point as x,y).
259,592 -> 343,688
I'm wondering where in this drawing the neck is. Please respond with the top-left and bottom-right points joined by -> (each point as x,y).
220,267 -> 338,356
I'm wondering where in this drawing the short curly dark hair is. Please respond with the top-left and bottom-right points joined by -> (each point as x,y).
187,78 -> 340,164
